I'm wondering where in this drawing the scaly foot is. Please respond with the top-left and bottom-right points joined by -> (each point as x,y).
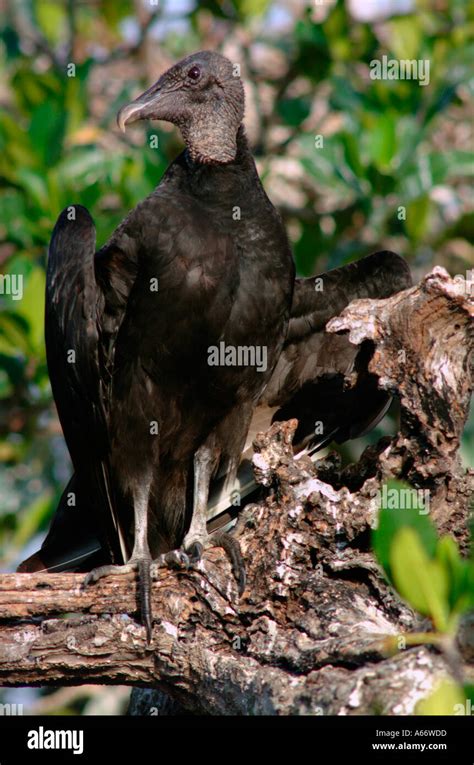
180,531 -> 246,595
83,557 -> 156,642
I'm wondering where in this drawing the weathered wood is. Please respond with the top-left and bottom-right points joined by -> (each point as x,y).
328,265 -> 473,548
1,267 -> 472,715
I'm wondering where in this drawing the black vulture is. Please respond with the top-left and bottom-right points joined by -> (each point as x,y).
19,52 -> 412,641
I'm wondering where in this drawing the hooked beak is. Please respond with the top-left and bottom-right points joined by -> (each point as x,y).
117,80 -> 164,132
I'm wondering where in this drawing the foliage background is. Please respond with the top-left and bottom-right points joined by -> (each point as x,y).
0,0 -> 472,714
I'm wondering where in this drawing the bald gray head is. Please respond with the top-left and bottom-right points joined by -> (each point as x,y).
117,51 -> 245,164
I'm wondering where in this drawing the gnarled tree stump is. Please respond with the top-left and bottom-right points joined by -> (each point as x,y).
1,267 -> 472,715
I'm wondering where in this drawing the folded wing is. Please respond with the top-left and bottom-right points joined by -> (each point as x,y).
207,251 -> 412,526
262,250 -> 412,451
19,206 -> 130,572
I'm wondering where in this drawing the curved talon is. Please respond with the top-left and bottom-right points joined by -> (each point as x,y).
182,532 -> 246,595
150,531 -> 245,601
82,559 -> 153,643
211,532 -> 246,596
151,549 -> 190,576
82,562 -> 137,588
186,541 -> 204,564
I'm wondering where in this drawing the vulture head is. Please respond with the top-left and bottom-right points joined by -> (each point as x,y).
117,51 -> 245,164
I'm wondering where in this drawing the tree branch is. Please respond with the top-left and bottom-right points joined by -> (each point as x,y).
1,268 -> 472,714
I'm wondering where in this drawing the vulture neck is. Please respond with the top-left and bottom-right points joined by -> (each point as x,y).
183,111 -> 245,165
185,124 -> 250,164
181,126 -> 259,197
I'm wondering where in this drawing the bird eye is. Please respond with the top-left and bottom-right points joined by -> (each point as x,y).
187,66 -> 201,81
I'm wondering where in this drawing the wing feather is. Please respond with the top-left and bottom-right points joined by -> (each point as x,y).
20,206 -> 129,572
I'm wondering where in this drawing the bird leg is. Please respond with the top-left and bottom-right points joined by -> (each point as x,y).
152,443 -> 246,595
183,442 -> 215,551
83,470 -> 156,642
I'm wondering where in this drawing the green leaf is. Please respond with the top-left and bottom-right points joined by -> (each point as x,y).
464,684 -> 474,706
0,368 -> 13,399
298,133 -> 360,199
340,131 -> 364,179
0,313 -> 31,357
398,151 -> 474,200
293,16 -> 331,81
59,147 -> 110,186
0,353 -> 25,387
387,16 -> 422,61
416,679 -> 467,716
405,195 -> 431,241
100,0 -> 133,27
33,0 -> 67,45
436,535 -> 463,578
373,480 -> 437,579
436,535 -> 474,617
237,0 -> 270,17
13,266 -> 46,356
8,489 -> 53,553
16,168 -> 49,211
28,102 -> 67,167
11,66 -> 63,114
278,97 -> 311,128
390,527 -> 449,631
0,25 -> 21,59
365,113 -> 397,173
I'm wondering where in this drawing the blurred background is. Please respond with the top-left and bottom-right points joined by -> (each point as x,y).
0,0 -> 472,714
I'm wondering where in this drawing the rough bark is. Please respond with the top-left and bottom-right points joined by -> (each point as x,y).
1,267 -> 472,715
